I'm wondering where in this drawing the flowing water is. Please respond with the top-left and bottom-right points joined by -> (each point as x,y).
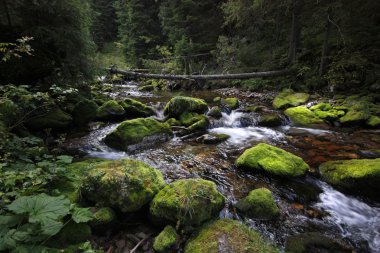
66,82 -> 380,252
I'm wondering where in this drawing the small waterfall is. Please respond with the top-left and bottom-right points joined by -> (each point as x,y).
314,182 -> 380,252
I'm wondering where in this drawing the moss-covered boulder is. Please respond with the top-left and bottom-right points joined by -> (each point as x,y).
319,158 -> 380,197
243,105 -> 264,113
104,118 -> 173,152
184,219 -> 279,253
236,188 -> 280,220
153,226 -> 178,253
150,179 -> 225,227
26,108 -> 73,130
72,99 -> 98,126
337,98 -> 375,126
81,159 -> 166,213
366,115 -> 380,128
166,118 -> 181,126
120,98 -> 155,118
164,96 -> 208,118
208,106 -> 222,118
284,106 -> 325,126
258,114 -> 283,127
273,89 -> 309,109
96,100 -> 125,121
90,207 -> 116,227
309,103 -> 332,111
179,113 -> 209,133
339,109 -> 370,125
313,109 -> 345,121
222,98 -> 239,110
236,143 -> 309,177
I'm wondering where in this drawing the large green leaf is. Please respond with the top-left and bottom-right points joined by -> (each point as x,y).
71,206 -> 94,223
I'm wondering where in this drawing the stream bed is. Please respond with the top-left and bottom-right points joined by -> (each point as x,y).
66,82 -> 380,253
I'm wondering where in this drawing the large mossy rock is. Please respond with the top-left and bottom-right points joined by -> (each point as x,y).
236,188 -> 280,220
337,97 -> 379,126
120,98 -> 155,118
236,143 -> 309,177
258,114 -> 283,127
179,113 -> 209,133
272,89 -> 309,109
96,100 -> 125,120
164,96 -> 208,118
207,106 -> 222,118
319,158 -> 380,197
26,108 -> 73,130
72,99 -> 98,126
222,97 -> 240,110
153,225 -> 179,253
367,115 -> 380,128
284,106 -> 325,126
184,219 -> 279,253
150,179 -> 225,227
81,159 -> 166,213
104,118 -> 173,152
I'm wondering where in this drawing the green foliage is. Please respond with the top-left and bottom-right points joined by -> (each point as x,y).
0,194 -> 93,252
0,37 -> 34,63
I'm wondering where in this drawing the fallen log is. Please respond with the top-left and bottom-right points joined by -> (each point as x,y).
107,67 -> 293,81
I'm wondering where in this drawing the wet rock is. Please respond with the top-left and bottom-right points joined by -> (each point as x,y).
319,158 -> 380,198
153,226 -> 178,253
284,106 -> 325,127
258,114 -> 283,127
81,159 -> 166,213
120,98 -> 155,118
243,105 -> 264,113
163,96 -> 208,118
222,97 -> 240,110
179,113 -> 209,134
236,188 -> 280,220
285,232 -> 355,253
104,118 -> 173,152
150,179 -> 225,227
72,99 -> 98,126
166,118 -> 181,126
207,106 -> 222,118
236,143 -> 309,177
184,219 -> 279,253
272,89 -> 309,109
96,100 -> 125,121
26,108 -> 73,130
196,133 -> 230,144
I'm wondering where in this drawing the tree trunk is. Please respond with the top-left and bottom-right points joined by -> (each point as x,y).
107,68 -> 293,81
319,9 -> 332,76
2,0 -> 12,27
288,0 -> 302,64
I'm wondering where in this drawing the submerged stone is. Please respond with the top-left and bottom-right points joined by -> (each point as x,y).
184,219 -> 279,253
153,226 -> 178,253
319,158 -> 380,198
104,118 -> 172,152
236,188 -> 280,220
236,143 -> 309,177
272,89 -> 309,109
96,100 -> 125,121
81,159 -> 166,213
150,179 -> 225,227
164,96 -> 208,118
120,98 -> 155,118
284,106 -> 325,126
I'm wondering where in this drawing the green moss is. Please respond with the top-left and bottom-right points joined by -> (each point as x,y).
366,115 -> 380,128
150,179 -> 225,227
120,98 -> 155,118
166,118 -> 181,126
72,99 -> 98,126
284,106 -> 325,126
207,106 -> 222,118
138,85 -> 155,91
272,90 -> 309,110
81,159 -> 166,213
104,118 -> 173,151
91,207 -> 116,226
314,109 -> 345,121
236,143 -> 309,177
26,108 -> 73,130
319,158 -> 380,196
244,105 -> 264,113
222,98 -> 240,110
309,103 -> 332,111
96,100 -> 125,120
179,113 -> 209,133
339,109 -> 370,125
258,114 -> 283,127
184,219 -> 279,253
153,226 -> 178,253
236,188 -> 280,220
164,96 -> 208,118
0,99 -> 20,126
213,97 -> 221,103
